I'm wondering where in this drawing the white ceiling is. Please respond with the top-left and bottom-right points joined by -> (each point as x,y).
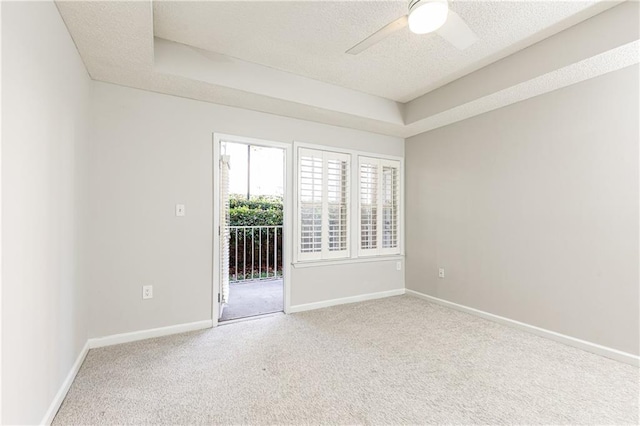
153,0 -> 603,102
55,0 -> 633,137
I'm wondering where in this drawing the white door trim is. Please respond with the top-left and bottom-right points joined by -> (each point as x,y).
212,133 -> 293,325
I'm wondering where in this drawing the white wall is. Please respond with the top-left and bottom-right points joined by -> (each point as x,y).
405,65 -> 639,355
1,2 -> 91,424
88,81 -> 404,338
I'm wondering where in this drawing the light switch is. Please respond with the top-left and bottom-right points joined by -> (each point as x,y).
176,204 -> 185,217
142,285 -> 153,299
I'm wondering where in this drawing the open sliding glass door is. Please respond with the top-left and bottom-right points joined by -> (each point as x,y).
219,154 -> 231,318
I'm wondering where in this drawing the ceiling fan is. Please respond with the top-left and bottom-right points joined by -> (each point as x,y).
346,0 -> 478,55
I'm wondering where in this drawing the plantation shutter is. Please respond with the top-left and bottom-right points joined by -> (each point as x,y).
325,152 -> 349,258
359,160 -> 378,253
298,148 -> 350,261
380,161 -> 400,254
299,149 -> 323,260
359,157 -> 400,256
219,155 -> 231,312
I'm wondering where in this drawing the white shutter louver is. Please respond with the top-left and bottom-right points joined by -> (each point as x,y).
359,157 -> 400,256
298,148 -> 350,261
325,153 -> 349,258
359,162 -> 377,251
382,164 -> 399,250
299,151 -> 323,257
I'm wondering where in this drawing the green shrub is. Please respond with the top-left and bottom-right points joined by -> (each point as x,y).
229,195 -> 283,226
227,195 -> 283,280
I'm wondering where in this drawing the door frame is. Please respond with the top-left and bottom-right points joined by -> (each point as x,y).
212,133 -> 293,325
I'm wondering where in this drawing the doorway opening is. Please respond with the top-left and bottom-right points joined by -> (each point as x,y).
218,140 -> 285,322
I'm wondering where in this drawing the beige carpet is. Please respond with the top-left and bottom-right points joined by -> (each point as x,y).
54,296 -> 639,425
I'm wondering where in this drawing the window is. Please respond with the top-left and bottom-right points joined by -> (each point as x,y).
295,144 -> 402,264
297,148 -> 350,261
359,157 -> 400,256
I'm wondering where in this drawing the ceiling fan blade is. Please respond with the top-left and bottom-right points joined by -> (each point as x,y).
436,10 -> 478,50
346,15 -> 408,55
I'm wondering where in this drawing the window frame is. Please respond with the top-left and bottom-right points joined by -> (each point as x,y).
293,141 -> 403,265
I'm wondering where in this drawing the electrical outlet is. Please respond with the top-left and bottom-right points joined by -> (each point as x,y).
396,261 -> 402,271
438,268 -> 445,279
175,204 -> 185,217
142,285 -> 153,299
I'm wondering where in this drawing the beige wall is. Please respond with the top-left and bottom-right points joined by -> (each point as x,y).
291,259 -> 404,306
1,2 -> 91,424
88,81 -> 404,338
405,65 -> 639,355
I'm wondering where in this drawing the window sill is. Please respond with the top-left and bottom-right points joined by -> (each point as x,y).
292,255 -> 403,269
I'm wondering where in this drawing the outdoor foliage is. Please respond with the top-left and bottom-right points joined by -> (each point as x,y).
229,194 -> 283,226
228,195 -> 283,281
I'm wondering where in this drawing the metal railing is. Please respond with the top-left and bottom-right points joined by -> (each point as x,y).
228,225 -> 283,282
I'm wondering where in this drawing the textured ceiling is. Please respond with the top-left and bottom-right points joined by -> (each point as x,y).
55,0 -> 407,136
55,0 -> 632,137
153,0 -> 604,102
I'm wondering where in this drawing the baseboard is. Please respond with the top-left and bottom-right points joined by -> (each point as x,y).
40,320 -> 213,424
41,341 -> 90,425
289,288 -> 405,313
88,319 -> 214,349
405,289 -> 639,367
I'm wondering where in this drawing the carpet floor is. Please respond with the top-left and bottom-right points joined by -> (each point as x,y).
220,279 -> 283,322
54,296 -> 639,425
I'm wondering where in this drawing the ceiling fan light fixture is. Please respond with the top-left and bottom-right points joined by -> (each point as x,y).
408,0 -> 449,34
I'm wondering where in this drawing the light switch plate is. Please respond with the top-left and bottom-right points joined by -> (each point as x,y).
176,204 -> 185,217
142,285 -> 153,299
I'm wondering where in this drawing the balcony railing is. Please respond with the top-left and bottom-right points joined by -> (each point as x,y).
228,225 -> 283,282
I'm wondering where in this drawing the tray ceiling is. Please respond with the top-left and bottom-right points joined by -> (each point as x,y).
154,1 -> 604,102
55,1 -> 634,137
